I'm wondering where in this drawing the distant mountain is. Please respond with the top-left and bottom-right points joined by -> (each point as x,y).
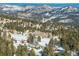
0,4 -> 79,25
61,6 -> 78,13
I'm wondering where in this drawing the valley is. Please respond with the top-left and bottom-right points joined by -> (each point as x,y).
0,3 -> 79,56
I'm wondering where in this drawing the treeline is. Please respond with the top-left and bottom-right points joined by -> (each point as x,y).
0,26 -> 79,56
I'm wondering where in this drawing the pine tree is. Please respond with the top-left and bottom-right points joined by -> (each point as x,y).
37,36 -> 41,42
42,38 -> 54,56
48,38 -> 54,47
42,46 -> 54,56
27,34 -> 34,44
0,36 -> 15,56
28,49 -> 35,56
16,44 -> 29,56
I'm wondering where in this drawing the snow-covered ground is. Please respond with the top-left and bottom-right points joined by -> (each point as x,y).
11,32 -> 64,55
34,48 -> 43,56
54,45 -> 64,53
58,19 -> 74,23
53,36 -> 60,41
38,38 -> 50,47
11,32 -> 29,48
11,32 -> 28,41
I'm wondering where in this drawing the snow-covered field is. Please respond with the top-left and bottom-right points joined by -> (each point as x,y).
38,38 -> 50,47
12,32 -> 28,41
11,32 -> 64,56
58,19 -> 74,23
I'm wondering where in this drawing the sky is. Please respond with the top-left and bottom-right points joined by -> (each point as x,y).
0,0 -> 79,8
0,0 -> 79,3
0,3 -> 79,7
